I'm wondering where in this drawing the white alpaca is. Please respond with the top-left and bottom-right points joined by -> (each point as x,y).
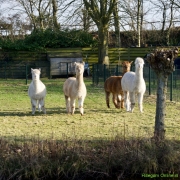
28,68 -> 46,115
121,57 -> 146,113
63,62 -> 87,115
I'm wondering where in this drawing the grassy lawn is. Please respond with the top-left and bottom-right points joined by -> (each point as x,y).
0,77 -> 180,141
0,77 -> 180,179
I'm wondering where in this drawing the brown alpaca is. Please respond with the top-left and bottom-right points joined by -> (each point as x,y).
104,61 -> 133,109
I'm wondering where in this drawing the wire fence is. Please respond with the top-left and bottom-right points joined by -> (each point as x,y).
1,60 -> 180,102
92,63 -> 180,102
0,61 -> 50,83
0,61 -> 84,83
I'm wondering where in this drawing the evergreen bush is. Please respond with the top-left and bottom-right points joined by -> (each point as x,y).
0,28 -> 98,51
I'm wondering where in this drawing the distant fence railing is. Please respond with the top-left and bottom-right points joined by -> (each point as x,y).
0,61 -> 50,83
0,61 -> 81,83
92,63 -> 180,102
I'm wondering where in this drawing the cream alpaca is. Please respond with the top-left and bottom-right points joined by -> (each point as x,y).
28,68 -> 46,115
63,62 -> 87,115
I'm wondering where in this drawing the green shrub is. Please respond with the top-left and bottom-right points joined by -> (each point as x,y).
0,28 -> 98,51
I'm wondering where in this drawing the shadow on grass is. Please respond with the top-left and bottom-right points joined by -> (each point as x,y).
89,108 -> 124,114
0,107 -> 67,117
0,106 -> 145,117
0,107 -> 98,117
0,135 -> 180,180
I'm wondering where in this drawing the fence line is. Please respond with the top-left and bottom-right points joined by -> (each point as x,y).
0,61 -> 81,84
92,63 -> 180,102
0,61 -> 50,81
1,60 -> 180,102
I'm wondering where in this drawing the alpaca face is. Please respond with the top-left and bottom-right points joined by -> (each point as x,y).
135,58 -> 144,70
31,68 -> 41,80
122,61 -> 133,73
136,62 -> 144,69
74,62 -> 84,75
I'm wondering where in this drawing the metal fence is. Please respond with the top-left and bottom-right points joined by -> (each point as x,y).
92,63 -> 180,102
0,61 -> 82,83
1,60 -> 180,102
0,61 -> 50,83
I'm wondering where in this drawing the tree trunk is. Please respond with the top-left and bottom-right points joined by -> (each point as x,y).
113,0 -> 120,47
39,15 -> 44,29
165,0 -> 174,46
83,0 -> 117,64
98,24 -> 109,64
137,0 -> 141,47
30,14 -> 37,30
146,47 -> 178,141
52,0 -> 60,30
161,2 -> 166,36
166,30 -> 171,46
140,0 -> 144,45
154,73 -> 167,140
82,7 -> 90,32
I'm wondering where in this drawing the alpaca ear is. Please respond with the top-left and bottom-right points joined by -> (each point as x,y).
82,61 -> 85,65
74,62 -> 77,66
130,61 -> 133,64
31,68 -> 34,73
39,68 -> 41,72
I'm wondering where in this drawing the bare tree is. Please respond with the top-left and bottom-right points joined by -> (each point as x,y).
113,0 -> 120,47
166,0 -> 174,46
81,6 -> 91,32
120,0 -> 145,47
120,0 -> 137,45
12,0 -> 36,29
83,0 -> 117,64
0,10 -> 31,38
170,0 -> 180,8
150,0 -> 178,46
4,0 -> 61,30
137,0 -> 142,47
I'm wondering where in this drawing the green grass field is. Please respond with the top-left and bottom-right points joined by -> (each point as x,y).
1,78 -> 180,179
0,77 -> 180,141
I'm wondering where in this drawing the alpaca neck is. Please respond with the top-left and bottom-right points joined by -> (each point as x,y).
135,69 -> 144,81
33,80 -> 41,92
76,74 -> 84,87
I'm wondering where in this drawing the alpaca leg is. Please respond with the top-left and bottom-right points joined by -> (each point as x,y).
138,93 -> 144,113
126,92 -> 131,111
123,92 -> 127,110
39,98 -> 46,114
105,91 -> 110,108
119,93 -> 124,109
70,98 -> 76,115
78,97 -> 85,115
65,95 -> 70,114
38,100 -> 41,112
117,94 -> 121,109
113,94 -> 120,109
31,99 -> 37,115
129,92 -> 135,113
124,91 -> 130,111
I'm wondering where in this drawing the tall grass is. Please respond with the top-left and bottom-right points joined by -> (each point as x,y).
0,136 -> 179,180
0,78 -> 180,179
